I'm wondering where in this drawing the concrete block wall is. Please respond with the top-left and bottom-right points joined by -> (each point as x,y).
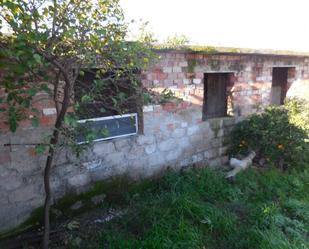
1,51 -> 309,232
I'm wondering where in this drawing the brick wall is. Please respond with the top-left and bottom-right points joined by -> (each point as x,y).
1,51 -> 309,232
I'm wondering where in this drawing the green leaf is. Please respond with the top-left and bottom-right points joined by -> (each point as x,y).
35,144 -> 46,154
8,106 -> 18,132
31,116 -> 39,127
81,95 -> 92,103
64,114 -> 78,127
101,128 -> 109,137
33,54 -> 42,65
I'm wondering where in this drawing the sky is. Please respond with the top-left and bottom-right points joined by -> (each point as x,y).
120,0 -> 309,52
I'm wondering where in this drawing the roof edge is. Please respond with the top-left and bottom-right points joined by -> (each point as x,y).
152,45 -> 309,58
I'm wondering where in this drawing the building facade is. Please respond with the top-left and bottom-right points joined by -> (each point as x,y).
1,50 -> 309,232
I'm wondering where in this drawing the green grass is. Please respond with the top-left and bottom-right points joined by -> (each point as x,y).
69,167 -> 309,249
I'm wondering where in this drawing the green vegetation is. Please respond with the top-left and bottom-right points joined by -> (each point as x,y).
62,99 -> 309,249
67,167 -> 309,249
153,44 -> 309,56
230,100 -> 309,170
285,98 -> 309,134
143,88 -> 182,105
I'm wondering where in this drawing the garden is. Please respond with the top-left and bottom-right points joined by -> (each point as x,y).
65,99 -> 309,249
3,99 -> 308,249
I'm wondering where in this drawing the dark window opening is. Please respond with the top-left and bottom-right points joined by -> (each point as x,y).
271,67 -> 289,105
74,69 -> 141,143
203,73 -> 233,120
75,69 -> 139,119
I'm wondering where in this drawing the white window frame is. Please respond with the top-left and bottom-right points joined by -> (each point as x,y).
77,113 -> 138,144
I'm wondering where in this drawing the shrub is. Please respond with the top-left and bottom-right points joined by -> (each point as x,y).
230,102 -> 309,170
285,98 -> 309,135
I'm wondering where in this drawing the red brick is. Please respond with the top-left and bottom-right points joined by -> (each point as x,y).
163,102 -> 177,112
27,147 -> 37,157
157,73 -> 168,80
250,94 -> 261,102
232,83 -> 250,92
177,73 -> 185,79
0,120 -> 8,130
40,115 -> 56,126
166,123 -> 174,130
195,72 -> 204,79
251,83 -> 264,90
0,152 -> 10,164
186,54 -> 196,60
196,118 -> 203,124
19,119 -> 32,127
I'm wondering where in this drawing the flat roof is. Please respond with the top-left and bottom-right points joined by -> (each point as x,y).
153,45 -> 309,58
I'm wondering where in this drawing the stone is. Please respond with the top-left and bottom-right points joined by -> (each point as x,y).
82,159 -> 102,170
127,157 -> 148,179
193,78 -> 202,84
183,79 -> 191,84
172,67 -> 182,73
70,201 -> 83,210
68,173 -> 91,188
158,139 -> 176,152
54,163 -> 77,177
93,142 -> 115,155
148,152 -> 166,167
220,156 -> 229,164
211,138 -> 222,148
181,122 -> 188,128
166,149 -> 182,161
219,146 -> 229,156
42,108 -> 57,116
216,129 -> 224,137
126,146 -> 145,160
192,153 -> 204,163
143,105 -> 154,112
208,158 -> 221,168
187,125 -> 200,136
114,139 -> 130,151
90,166 -> 114,182
104,152 -> 125,165
172,128 -> 186,138
9,185 -> 39,203
0,176 -> 23,191
189,134 -> 204,144
178,137 -> 190,149
0,196 -> 8,206
180,158 -> 193,167
162,67 -> 172,73
136,135 -> 155,145
91,194 -> 106,205
204,149 -> 219,159
145,144 -> 156,154
223,117 -> 236,127
179,61 -> 188,67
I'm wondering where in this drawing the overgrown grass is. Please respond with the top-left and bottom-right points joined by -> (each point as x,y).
70,167 -> 309,249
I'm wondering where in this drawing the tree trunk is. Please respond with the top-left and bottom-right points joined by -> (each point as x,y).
42,129 -> 59,249
42,74 -> 71,249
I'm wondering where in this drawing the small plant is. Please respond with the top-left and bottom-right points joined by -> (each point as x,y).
162,34 -> 190,49
143,88 -> 181,105
230,102 -> 309,170
159,88 -> 178,104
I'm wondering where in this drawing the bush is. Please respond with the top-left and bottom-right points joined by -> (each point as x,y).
285,98 -> 309,135
230,101 -> 309,170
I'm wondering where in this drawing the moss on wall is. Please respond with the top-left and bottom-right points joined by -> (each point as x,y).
0,176 -> 155,240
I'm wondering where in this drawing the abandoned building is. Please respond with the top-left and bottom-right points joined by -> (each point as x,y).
1,48 -> 309,232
